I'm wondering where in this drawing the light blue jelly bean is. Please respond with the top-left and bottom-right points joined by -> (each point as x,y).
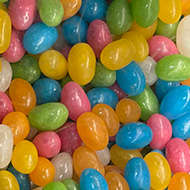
116,61 -> 146,96
124,157 -> 151,190
160,85 -> 190,120
23,22 -> 58,54
116,122 -> 153,149
80,168 -> 109,190
62,16 -> 88,45
79,0 -> 108,23
87,87 -> 118,108
151,149 -> 165,156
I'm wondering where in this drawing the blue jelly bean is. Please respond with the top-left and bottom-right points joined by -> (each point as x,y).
116,61 -> 146,96
124,157 -> 151,190
155,79 -> 180,102
62,16 -> 88,45
80,168 -> 109,190
79,0 -> 108,23
87,87 -> 118,108
160,85 -> 190,120
33,78 -> 62,105
151,149 -> 165,156
23,22 -> 58,54
116,122 -> 153,149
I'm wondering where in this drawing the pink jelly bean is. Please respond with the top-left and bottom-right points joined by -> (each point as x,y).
8,0 -> 37,30
3,29 -> 25,63
61,46 -> 72,60
87,19 -> 112,58
148,35 -> 178,62
0,92 -> 13,123
109,82 -> 127,100
57,122 -> 83,155
61,81 -> 91,121
33,131 -> 61,158
147,114 -> 172,150
166,138 -> 190,173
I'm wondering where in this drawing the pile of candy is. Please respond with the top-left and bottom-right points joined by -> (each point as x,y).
1,0 -> 190,189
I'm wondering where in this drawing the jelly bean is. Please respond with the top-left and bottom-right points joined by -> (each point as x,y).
124,157 -> 151,190
29,156 -> 55,187
109,82 -> 127,100
2,111 -> 30,145
105,165 -> 124,176
43,181 -> 67,190
60,0 -> 81,20
122,31 -> 149,62
151,149 -> 165,156
0,92 -> 13,123
62,179 -> 80,190
130,20 -> 158,41
115,98 -> 141,124
116,122 -> 153,149
8,166 -> 30,190
61,81 -> 91,121
9,78 -> 36,115
11,55 -> 41,84
57,122 -> 82,155
181,0 -> 190,15
0,124 -> 13,169
110,144 -> 143,168
155,19 -> 179,42
33,187 -> 43,190
61,46 -> 72,60
62,16 -> 88,45
131,85 -> 159,121
28,102 -> 68,131
105,172 -> 129,190
168,172 -> 190,190
144,152 -> 171,190
33,78 -> 61,105
37,0 -> 63,27
131,0 -> 159,28
92,103 -> 119,136
181,77 -> 190,86
100,39 -> 135,70
11,140 -> 38,174
23,22 -> 58,54
80,168 -> 109,190
138,56 -> 158,86
0,170 -> 20,190
158,0 -> 182,24
160,85 -> 190,120
26,125 -> 38,141
147,114 -> 172,150
155,79 -> 180,102
91,62 -> 116,87
87,20 -> 112,59
106,0 -> 133,35
176,15 -> 190,58
0,2 -> 7,11
68,43 -> 96,85
51,152 -> 73,181
8,0 -> 36,30
60,74 -> 72,88
73,145 -> 105,176
96,147 -> 111,166
166,138 -> 190,173
0,9 -> 11,53
3,29 -> 25,63
116,61 -> 146,96
77,112 -> 109,150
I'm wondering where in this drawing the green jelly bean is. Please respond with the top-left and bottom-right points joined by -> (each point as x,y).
155,19 -> 179,42
37,0 -> 64,27
156,54 -> 190,82
131,0 -> 159,28
130,85 -> 159,121
42,182 -> 68,190
60,74 -> 72,88
11,55 -> 41,84
0,0 -> 8,2
28,102 -> 68,131
91,62 -> 116,87
106,0 -> 133,35
62,179 -> 80,190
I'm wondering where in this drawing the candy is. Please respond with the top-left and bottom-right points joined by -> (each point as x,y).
96,147 -> 111,166
62,179 -> 80,190
42,181 -> 67,190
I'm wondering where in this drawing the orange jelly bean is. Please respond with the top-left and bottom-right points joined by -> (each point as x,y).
181,78 -> 190,86
2,111 -> 30,145
186,138 -> 190,147
115,98 -> 141,124
181,0 -> 190,15
104,165 -> 124,176
9,78 -> 36,115
29,156 -> 55,187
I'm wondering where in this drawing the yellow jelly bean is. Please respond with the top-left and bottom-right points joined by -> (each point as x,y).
0,9 -> 11,53
0,3 -> 7,11
0,59 -> 1,72
100,39 -> 135,70
159,0 -> 182,24
68,43 -> 96,85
